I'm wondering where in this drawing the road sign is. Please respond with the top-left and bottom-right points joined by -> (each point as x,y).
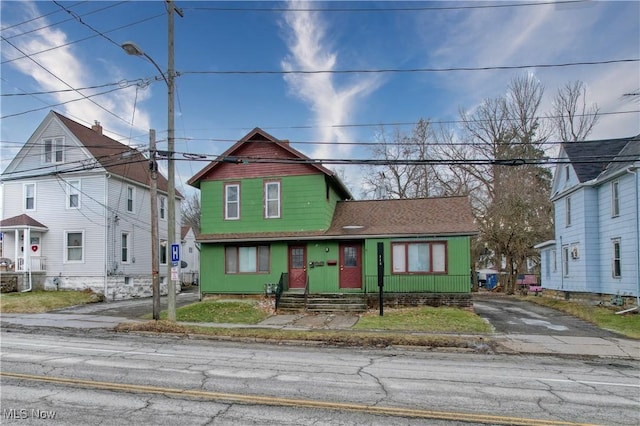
171,243 -> 180,263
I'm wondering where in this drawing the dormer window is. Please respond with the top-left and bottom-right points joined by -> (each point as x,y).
43,137 -> 64,164
564,165 -> 570,182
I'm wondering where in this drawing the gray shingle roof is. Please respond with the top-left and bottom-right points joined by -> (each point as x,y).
563,136 -> 639,183
197,196 -> 477,242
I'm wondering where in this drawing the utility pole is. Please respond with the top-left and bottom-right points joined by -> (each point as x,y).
149,130 -> 160,320
166,0 -> 183,321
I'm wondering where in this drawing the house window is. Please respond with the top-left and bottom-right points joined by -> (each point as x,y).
611,180 -> 620,217
67,180 -> 80,209
612,239 -> 621,278
551,249 -> 557,273
225,183 -> 240,220
65,231 -> 83,262
565,196 -> 571,226
160,239 -> 168,264
189,247 -> 193,254
127,186 -> 134,212
160,196 -> 166,220
562,246 -> 569,277
24,183 -> 36,211
264,181 -> 281,218
564,165 -> 570,182
225,245 -> 270,274
43,137 -> 64,164
121,233 -> 130,263
391,241 -> 447,274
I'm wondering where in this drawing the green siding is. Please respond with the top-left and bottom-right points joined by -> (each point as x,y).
200,236 -> 472,295
201,174 -> 340,235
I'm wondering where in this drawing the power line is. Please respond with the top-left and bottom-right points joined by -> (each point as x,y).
52,0 -> 125,50
0,1 -> 86,31
182,58 -> 639,76
1,13 -> 165,65
0,83 -> 148,120
0,35 -> 134,126
4,2 -> 126,42
1,79 -> 149,97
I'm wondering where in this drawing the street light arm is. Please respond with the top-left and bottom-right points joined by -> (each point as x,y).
121,41 -> 169,87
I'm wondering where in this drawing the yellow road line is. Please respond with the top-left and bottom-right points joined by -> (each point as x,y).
1,371 -> 598,426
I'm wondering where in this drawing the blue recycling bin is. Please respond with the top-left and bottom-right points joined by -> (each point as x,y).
485,274 -> 498,290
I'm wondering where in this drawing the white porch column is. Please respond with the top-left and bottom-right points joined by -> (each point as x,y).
25,228 -> 31,272
13,229 -> 19,270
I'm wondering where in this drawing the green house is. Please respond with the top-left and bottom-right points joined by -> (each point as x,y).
188,128 -> 478,309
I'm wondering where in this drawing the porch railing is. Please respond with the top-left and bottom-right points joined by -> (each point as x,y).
364,274 -> 471,294
16,257 -> 47,272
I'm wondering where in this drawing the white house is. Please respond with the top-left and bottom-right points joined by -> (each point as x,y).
0,111 -> 182,300
180,225 -> 199,285
536,135 -> 639,304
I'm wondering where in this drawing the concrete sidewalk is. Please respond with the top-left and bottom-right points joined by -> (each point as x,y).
2,311 -> 638,360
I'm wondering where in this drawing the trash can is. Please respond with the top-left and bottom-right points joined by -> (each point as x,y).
485,274 -> 498,290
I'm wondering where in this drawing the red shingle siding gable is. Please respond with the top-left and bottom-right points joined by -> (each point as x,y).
200,141 -> 321,181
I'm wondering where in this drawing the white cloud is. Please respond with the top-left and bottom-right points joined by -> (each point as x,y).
1,1 -> 151,145
280,1 -> 381,159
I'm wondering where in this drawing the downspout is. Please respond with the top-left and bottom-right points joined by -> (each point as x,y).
630,168 -> 639,308
559,235 -> 563,290
616,167 -> 640,314
104,173 -> 110,300
22,228 -> 32,292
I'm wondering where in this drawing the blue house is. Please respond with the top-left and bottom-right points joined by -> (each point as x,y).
536,135 -> 639,304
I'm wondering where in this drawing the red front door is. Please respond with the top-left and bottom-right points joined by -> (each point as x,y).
339,243 -> 362,289
288,246 -> 307,289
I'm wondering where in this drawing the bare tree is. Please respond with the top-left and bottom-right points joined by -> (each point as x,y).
181,192 -> 201,232
436,74 -> 553,293
551,80 -> 599,142
362,119 -> 437,199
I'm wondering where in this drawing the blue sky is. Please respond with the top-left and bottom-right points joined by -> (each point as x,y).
1,0 -> 639,198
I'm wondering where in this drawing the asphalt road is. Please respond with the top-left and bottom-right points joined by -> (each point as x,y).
472,293 -> 623,337
2,331 -> 638,425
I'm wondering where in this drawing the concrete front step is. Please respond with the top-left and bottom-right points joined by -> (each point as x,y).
277,292 -> 367,313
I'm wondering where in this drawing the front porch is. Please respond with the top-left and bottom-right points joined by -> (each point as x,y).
0,214 -> 49,273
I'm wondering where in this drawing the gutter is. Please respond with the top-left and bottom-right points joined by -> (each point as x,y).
196,232 -> 479,244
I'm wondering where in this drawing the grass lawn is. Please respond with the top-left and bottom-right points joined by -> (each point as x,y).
115,321 -> 491,349
354,306 -> 493,334
158,298 -> 271,324
0,290 -> 97,313
522,296 -> 640,339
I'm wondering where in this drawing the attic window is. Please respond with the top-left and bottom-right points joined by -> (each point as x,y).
43,137 -> 64,164
564,165 -> 570,181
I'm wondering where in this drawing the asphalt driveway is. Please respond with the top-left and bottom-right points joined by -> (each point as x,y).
51,286 -> 201,319
472,293 -> 623,338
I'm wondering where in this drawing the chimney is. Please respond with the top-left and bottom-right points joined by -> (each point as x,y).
91,120 -> 102,135
281,139 -> 290,145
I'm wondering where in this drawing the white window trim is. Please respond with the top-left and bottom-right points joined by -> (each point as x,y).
121,232 -> 130,263
565,196 -> 571,227
127,186 -> 135,213
264,181 -> 281,219
64,230 -> 84,263
66,179 -> 81,209
225,183 -> 240,220
611,180 -> 620,218
160,239 -> 168,265
159,196 -> 166,220
43,137 -> 64,164
612,238 -> 621,278
24,183 -> 36,211
562,245 -> 569,277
